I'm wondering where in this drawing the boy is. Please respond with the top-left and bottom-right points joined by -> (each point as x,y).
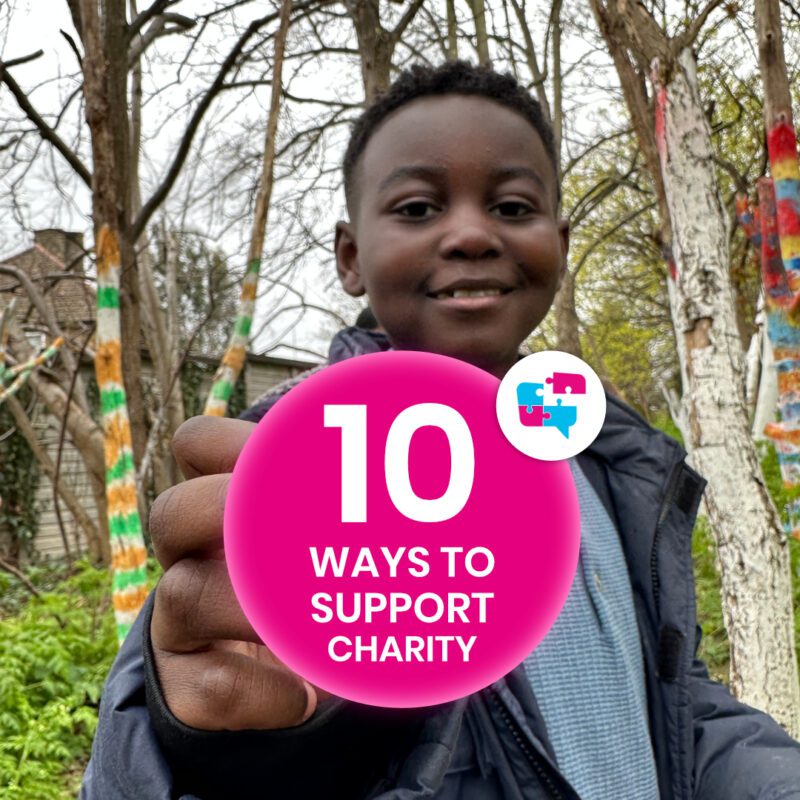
82,62 -> 800,799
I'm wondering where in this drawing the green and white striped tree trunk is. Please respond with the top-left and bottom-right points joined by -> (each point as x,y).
204,0 -> 293,417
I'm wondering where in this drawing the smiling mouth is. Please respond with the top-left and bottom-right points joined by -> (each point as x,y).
429,287 -> 510,300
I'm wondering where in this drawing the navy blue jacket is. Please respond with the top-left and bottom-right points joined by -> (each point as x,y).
82,331 -> 800,799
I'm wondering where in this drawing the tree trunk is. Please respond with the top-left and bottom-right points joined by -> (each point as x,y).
546,0 -> 579,354
654,48 -> 800,734
470,0 -> 490,65
446,0 -> 458,59
129,9 -> 183,491
554,268 -> 582,357
507,0 -> 551,124
347,0 -> 393,103
551,0 -> 563,162
204,0 -> 293,416
756,0 -> 793,129
79,0 -> 148,642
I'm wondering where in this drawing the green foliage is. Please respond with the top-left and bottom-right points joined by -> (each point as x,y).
581,297 -> 673,420
0,560 -> 162,799
151,229 -> 243,356
0,390 -> 41,557
757,443 -> 800,650
691,509 -> 800,683
649,410 -> 683,448
0,561 -> 116,799
650,418 -> 800,682
692,517 -> 731,682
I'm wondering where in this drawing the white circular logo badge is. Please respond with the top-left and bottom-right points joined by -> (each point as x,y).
496,351 -> 606,461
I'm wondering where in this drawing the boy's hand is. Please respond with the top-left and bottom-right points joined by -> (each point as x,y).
149,416 -> 322,731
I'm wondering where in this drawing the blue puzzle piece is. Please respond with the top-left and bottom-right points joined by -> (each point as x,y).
543,399 -> 577,439
516,383 -> 544,412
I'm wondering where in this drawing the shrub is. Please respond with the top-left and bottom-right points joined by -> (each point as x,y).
0,561 -> 117,799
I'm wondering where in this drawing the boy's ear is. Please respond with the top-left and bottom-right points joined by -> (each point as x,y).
335,221 -> 366,297
556,217 -> 570,290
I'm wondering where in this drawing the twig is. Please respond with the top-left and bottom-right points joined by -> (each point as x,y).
2,50 -> 44,68
0,56 -> 91,185
0,554 -> 40,597
54,324 -> 95,562
60,29 -> 83,65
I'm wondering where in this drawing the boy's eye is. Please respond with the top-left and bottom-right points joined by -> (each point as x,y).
396,201 -> 438,218
493,201 -> 535,218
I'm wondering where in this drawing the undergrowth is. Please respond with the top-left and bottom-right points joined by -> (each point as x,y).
655,420 -> 800,682
0,560 -> 159,799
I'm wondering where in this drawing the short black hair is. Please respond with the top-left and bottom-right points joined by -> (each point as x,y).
343,60 -> 559,213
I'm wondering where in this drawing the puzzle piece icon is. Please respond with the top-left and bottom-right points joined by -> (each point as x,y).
518,405 -> 550,427
546,371 -> 586,395
516,383 -> 544,411
543,399 -> 577,438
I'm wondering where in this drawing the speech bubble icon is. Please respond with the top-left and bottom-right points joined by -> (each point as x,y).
543,401 -> 577,439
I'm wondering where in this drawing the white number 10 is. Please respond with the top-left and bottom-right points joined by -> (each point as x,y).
324,403 -> 475,523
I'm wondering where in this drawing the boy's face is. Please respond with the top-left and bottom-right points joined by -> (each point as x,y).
336,95 -> 569,379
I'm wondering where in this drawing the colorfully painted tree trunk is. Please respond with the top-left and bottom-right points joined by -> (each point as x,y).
752,0 -> 800,543
756,176 -> 800,539
94,227 -> 148,643
653,49 -> 800,734
77,0 -> 149,640
735,195 -> 777,436
204,0 -> 293,417
0,330 -> 63,405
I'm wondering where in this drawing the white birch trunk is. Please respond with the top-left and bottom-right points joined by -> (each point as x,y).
656,48 -> 800,735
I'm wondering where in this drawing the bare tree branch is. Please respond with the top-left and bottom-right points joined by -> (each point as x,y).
0,553 -> 40,596
132,0 -> 330,240
390,0 -> 426,45
126,0 -> 182,43
0,56 -> 92,186
0,264 -> 87,403
679,0 -> 726,51
60,29 -> 83,66
128,12 -> 196,65
3,49 -> 44,68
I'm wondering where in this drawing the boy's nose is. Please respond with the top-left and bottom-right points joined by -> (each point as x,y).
438,208 -> 502,261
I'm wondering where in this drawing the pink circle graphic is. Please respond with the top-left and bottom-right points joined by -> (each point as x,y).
225,351 -> 579,708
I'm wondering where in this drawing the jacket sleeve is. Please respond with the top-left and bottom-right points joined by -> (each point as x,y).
690,635 -> 800,800
80,590 -> 187,800
84,588 -> 425,800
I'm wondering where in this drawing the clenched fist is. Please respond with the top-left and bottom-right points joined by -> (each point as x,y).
149,415 -> 327,731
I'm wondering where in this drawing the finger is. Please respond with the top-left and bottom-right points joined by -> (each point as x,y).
172,416 -> 256,479
150,474 -> 229,569
152,558 -> 262,652
156,648 -> 316,730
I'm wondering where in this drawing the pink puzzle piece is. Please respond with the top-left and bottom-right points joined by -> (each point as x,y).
546,371 -> 586,395
518,405 -> 550,427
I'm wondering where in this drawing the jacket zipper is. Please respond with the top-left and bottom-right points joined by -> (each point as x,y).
489,688 -> 568,800
650,459 -> 684,611
649,457 -> 697,800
